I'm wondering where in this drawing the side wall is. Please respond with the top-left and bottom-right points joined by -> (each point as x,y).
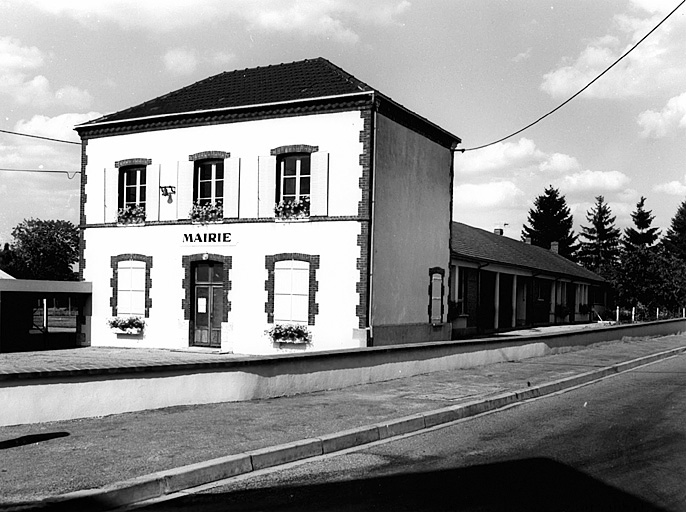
371,114 -> 453,343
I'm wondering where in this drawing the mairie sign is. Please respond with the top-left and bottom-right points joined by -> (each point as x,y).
182,228 -> 236,246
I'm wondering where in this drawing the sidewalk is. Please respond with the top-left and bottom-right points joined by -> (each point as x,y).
2,334 -> 686,509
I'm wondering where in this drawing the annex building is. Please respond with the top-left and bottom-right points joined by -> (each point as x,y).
75,58 -> 461,355
450,223 -> 606,337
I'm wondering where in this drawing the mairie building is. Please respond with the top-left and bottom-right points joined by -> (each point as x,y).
75,58 -> 461,355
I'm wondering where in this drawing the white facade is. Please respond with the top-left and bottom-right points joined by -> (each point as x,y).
82,111 -> 368,354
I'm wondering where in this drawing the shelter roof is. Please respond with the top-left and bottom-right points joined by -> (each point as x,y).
452,222 -> 603,283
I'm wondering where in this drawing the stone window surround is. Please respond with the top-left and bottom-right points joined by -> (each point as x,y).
182,254 -> 232,321
265,253 -> 320,325
110,254 -> 153,317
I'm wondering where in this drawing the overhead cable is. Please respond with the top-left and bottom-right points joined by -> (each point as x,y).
460,0 -> 685,152
0,128 -> 80,145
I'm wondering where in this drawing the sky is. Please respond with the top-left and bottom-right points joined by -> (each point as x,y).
0,0 -> 685,244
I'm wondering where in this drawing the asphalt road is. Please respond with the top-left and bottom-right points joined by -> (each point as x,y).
136,353 -> 686,512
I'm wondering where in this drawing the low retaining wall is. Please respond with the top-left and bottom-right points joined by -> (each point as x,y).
2,319 -> 684,426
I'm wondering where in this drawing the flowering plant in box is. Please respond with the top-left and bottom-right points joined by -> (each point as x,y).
117,205 -> 146,225
266,323 -> 312,344
107,316 -> 145,334
274,198 -> 310,220
190,200 -> 223,224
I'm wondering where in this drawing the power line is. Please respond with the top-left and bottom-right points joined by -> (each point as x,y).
0,128 -> 81,145
0,168 -> 80,179
460,0 -> 685,152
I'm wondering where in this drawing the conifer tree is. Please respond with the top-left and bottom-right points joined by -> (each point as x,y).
623,196 -> 660,251
578,196 -> 620,273
663,200 -> 686,260
521,185 -> 578,261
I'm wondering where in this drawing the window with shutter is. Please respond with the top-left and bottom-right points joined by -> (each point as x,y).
116,260 -> 146,316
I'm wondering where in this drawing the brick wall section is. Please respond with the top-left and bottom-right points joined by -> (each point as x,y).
189,151 -> 230,161
78,140 -> 88,280
115,158 -> 152,168
264,253 -> 320,325
181,254 -> 233,321
110,254 -> 153,317
270,145 -> 319,156
356,108 -> 372,329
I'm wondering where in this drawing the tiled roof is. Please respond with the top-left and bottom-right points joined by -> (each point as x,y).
451,222 -> 603,283
76,57 -> 460,148
83,58 -> 377,125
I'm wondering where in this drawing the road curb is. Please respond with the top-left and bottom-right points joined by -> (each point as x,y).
36,345 -> 685,511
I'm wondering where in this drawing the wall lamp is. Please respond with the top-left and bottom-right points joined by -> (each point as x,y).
160,185 -> 176,203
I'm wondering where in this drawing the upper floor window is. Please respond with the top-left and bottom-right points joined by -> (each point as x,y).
118,165 -> 146,210
277,153 -> 310,205
194,159 -> 224,206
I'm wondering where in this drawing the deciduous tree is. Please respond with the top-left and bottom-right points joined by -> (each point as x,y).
5,219 -> 79,280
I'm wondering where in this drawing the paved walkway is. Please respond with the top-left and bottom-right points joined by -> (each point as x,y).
1,334 -> 686,508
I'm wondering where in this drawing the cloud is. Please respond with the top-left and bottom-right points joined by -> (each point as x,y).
163,48 -> 236,75
653,176 -> 686,195
0,36 -> 92,108
163,48 -> 199,75
19,0 -> 411,42
512,48 -> 532,63
561,169 -> 631,192
454,181 -> 524,209
538,152 -> 581,174
456,137 -> 580,176
14,112 -> 102,142
637,91 -> 686,138
540,3 -> 686,99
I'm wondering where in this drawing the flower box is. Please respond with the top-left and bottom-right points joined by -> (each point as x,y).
266,323 -> 312,345
274,198 -> 310,221
190,201 -> 223,224
117,205 -> 146,225
107,316 -> 145,335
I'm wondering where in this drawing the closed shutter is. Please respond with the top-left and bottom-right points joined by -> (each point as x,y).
177,160 -> 194,220
258,155 -> 276,218
309,151 -> 329,217
224,157 -> 240,218
104,167 -> 119,224
145,164 -> 160,222
430,273 -> 444,323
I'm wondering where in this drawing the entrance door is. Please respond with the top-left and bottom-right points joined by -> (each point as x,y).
192,262 -> 223,347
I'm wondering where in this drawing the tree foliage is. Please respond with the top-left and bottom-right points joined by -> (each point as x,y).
624,196 -> 660,251
578,196 -> 621,274
4,219 -> 79,280
663,200 -> 686,260
521,185 -> 578,261
608,246 -> 686,316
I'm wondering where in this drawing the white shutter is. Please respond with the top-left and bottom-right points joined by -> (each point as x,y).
258,155 -> 276,218
145,164 -> 160,222
177,160 -> 194,220
224,157 -> 240,218
310,151 -> 329,217
104,167 -> 119,224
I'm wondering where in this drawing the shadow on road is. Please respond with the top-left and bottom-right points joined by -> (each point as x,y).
159,457 -> 670,512
0,432 -> 70,450
13,456 -> 667,512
